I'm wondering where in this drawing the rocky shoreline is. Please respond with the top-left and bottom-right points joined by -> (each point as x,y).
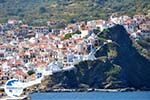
31,87 -> 150,94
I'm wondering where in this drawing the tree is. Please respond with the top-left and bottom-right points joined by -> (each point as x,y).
75,30 -> 81,34
64,33 -> 72,40
48,26 -> 52,32
93,29 -> 100,34
39,7 -> 47,14
55,22 -> 66,29
27,70 -> 35,76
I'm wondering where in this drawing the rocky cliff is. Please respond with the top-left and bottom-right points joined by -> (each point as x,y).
45,25 -> 150,91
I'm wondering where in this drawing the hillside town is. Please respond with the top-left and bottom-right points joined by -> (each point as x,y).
0,14 -> 150,98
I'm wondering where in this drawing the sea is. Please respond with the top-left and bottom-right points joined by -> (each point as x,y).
30,91 -> 150,100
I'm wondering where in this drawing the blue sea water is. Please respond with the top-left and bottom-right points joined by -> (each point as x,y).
30,91 -> 150,100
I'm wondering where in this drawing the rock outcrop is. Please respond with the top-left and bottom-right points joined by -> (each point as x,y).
45,25 -> 150,91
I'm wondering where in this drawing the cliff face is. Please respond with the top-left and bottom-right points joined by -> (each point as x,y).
107,25 -> 150,89
46,25 -> 150,90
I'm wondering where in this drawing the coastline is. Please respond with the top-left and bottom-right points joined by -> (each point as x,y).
32,87 -> 150,94
1,88 -> 150,99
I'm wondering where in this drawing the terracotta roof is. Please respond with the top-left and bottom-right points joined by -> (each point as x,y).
41,36 -> 48,40
20,24 -> 28,28
67,45 -> 75,49
15,60 -> 22,65
16,69 -> 28,77
0,45 -> 5,49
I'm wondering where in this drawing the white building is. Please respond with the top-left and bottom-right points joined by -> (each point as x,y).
81,30 -> 89,38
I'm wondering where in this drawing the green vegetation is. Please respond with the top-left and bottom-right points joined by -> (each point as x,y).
0,0 -> 149,25
63,30 -> 81,40
27,70 -> 35,76
39,7 -> 47,14
106,64 -> 121,77
93,29 -> 100,34
64,33 -> 72,40
107,43 -> 118,58
103,29 -> 110,33
108,49 -> 117,58
97,28 -> 109,42
134,38 -> 150,60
